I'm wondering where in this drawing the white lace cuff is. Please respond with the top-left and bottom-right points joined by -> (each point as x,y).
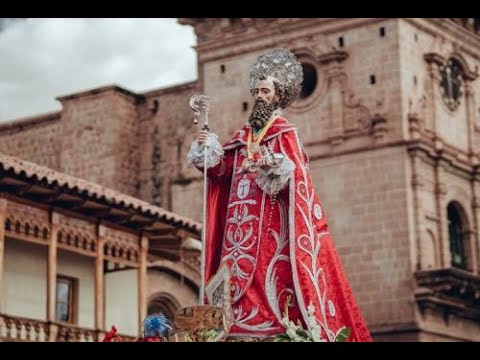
187,132 -> 224,169
255,155 -> 295,195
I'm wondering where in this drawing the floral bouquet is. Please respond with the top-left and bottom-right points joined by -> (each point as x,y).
273,297 -> 351,342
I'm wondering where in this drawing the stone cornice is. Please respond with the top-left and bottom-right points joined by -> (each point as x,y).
407,136 -> 480,181
450,18 -> 480,35
0,111 -> 61,134
404,18 -> 480,61
142,81 -> 198,98
57,85 -> 145,104
180,18 -> 389,63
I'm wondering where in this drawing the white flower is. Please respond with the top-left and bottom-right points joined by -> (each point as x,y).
274,297 -> 348,342
306,302 -> 323,342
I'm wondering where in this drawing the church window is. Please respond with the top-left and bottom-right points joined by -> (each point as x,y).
439,58 -> 463,111
447,202 -> 466,269
299,63 -> 317,99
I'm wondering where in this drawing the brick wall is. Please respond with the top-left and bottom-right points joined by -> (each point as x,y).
308,146 -> 413,328
57,86 -> 142,196
138,82 -> 199,209
0,113 -> 61,169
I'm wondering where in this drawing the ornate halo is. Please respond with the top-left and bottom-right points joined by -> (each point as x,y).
249,48 -> 304,109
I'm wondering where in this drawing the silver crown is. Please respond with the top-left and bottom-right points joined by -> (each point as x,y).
249,48 -> 304,109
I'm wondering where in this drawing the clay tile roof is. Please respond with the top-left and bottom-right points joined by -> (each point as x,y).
0,152 -> 201,235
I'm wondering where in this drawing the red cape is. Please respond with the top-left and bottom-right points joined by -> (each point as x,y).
203,118 -> 371,342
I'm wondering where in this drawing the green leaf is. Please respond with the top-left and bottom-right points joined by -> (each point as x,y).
273,333 -> 292,342
296,328 -> 309,337
335,327 -> 351,342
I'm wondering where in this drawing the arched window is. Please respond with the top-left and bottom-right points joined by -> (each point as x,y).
147,292 -> 180,322
447,202 -> 467,269
299,62 -> 317,99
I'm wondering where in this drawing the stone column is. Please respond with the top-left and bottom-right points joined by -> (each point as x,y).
471,182 -> 480,274
423,54 -> 441,132
325,65 -> 346,145
434,161 -> 449,267
464,82 -> 477,155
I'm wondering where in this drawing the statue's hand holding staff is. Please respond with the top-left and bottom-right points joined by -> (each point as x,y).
189,94 -> 211,305
196,129 -> 210,145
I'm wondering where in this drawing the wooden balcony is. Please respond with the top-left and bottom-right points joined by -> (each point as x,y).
0,313 -> 135,342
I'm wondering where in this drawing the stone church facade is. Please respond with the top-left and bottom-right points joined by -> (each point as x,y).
1,18 -> 479,341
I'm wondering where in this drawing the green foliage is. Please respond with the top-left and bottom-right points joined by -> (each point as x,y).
335,327 -> 351,342
273,296 -> 351,343
185,329 -> 220,342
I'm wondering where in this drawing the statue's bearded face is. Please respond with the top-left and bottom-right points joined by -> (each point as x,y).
248,78 -> 280,129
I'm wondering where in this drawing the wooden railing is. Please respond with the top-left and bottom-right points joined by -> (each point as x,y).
0,313 -> 136,342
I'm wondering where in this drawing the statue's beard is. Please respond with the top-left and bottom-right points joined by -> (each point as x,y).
248,100 -> 278,129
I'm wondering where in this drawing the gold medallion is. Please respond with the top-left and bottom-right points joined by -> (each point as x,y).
249,142 -> 260,154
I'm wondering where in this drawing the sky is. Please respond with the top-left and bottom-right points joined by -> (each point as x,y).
0,18 -> 197,122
